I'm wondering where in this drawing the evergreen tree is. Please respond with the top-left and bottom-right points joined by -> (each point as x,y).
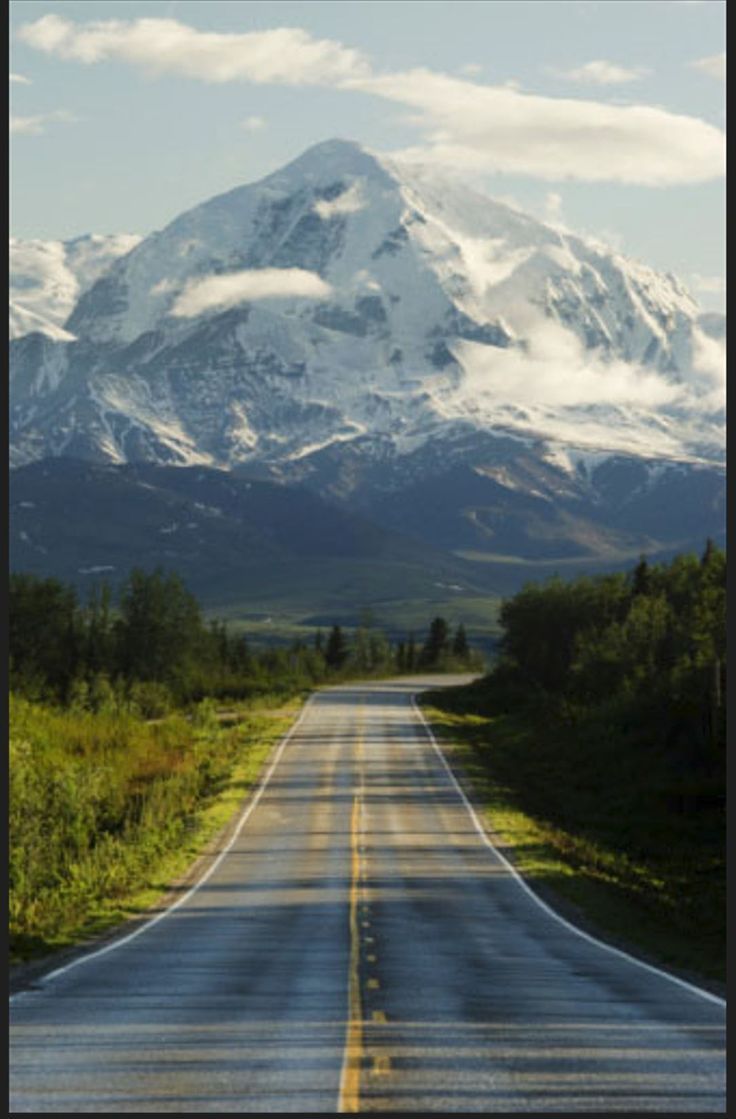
419,617 -> 450,667
325,624 -> 348,670
9,573 -> 81,698
632,555 -> 651,596
115,568 -> 203,689
452,623 -> 469,660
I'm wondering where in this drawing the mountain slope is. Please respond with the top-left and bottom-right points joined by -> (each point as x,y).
9,233 -> 142,341
9,459 -> 489,620
9,139 -> 725,563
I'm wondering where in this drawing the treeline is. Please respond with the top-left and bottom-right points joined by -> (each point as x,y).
448,541 -> 725,789
426,543 -> 726,979
492,542 -> 725,760
9,569 -> 482,712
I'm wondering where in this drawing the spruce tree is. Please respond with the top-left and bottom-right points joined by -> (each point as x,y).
420,617 -> 449,667
452,623 -> 469,661
325,624 -> 348,670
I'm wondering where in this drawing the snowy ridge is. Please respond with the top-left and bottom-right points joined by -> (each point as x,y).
9,233 -> 142,341
9,140 -> 725,492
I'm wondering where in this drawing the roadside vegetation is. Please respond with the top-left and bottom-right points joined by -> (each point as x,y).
9,567 -> 482,961
422,542 -> 725,984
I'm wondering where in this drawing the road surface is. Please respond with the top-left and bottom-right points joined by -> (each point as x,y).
9,678 -> 726,1112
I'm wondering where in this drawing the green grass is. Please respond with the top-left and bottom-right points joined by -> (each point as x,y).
9,693 -> 305,963
207,592 -> 502,647
420,697 -> 725,989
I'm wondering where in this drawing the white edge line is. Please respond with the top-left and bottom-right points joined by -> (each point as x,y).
10,694 -> 316,1002
411,694 -> 726,1009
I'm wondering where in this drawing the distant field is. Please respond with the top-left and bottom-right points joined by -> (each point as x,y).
206,587 -> 502,654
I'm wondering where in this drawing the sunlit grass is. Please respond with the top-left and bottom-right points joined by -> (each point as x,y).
9,694 -> 304,962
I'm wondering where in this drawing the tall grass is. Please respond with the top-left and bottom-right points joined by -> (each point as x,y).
9,692 -> 300,959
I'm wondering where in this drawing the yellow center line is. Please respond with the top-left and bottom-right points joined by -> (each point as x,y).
338,712 -> 366,1113
372,1054 -> 392,1075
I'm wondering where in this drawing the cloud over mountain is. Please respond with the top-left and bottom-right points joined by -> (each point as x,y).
169,268 -> 333,317
18,14 -> 725,187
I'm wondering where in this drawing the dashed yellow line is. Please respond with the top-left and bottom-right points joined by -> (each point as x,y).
372,1054 -> 392,1075
338,793 -> 363,1113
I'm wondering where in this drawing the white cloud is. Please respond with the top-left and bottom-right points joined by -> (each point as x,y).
438,315 -> 724,458
17,15 -> 370,85
150,278 -> 177,296
170,268 -> 332,316
9,109 -> 75,134
313,181 -> 365,218
689,273 -> 725,295
543,191 -> 564,223
457,323 -> 683,410
689,52 -> 726,81
240,114 -> 266,131
459,63 -> 483,77
366,68 -> 724,185
9,72 -> 31,84
17,14 -> 725,186
549,60 -> 649,84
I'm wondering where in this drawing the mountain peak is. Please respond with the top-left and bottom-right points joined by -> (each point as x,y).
10,138 -> 723,478
265,136 -> 392,187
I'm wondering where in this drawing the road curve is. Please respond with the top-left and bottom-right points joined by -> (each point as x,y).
9,678 -> 725,1113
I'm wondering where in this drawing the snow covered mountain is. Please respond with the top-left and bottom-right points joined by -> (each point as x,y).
9,139 -> 725,563
9,233 -> 143,341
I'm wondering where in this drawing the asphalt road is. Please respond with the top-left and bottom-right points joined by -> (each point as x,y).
9,678 -> 726,1112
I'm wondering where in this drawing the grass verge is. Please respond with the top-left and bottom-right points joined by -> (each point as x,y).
420,697 -> 725,994
9,693 -> 305,967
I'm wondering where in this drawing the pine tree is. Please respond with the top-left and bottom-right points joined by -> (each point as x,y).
632,555 -> 650,596
419,617 -> 450,667
452,623 -> 469,661
325,624 -> 348,670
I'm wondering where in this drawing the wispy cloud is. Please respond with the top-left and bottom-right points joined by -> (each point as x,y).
457,323 -> 683,411
689,52 -> 726,81
169,268 -> 332,317
240,114 -> 266,131
9,72 -> 32,84
543,191 -> 564,224
444,315 -> 724,458
17,14 -> 370,85
689,273 -> 725,296
10,109 -> 75,134
313,181 -> 365,218
366,69 -> 724,185
548,60 -> 649,85
17,14 -> 725,186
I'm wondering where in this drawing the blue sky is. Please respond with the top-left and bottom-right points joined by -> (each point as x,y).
10,0 -> 726,310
